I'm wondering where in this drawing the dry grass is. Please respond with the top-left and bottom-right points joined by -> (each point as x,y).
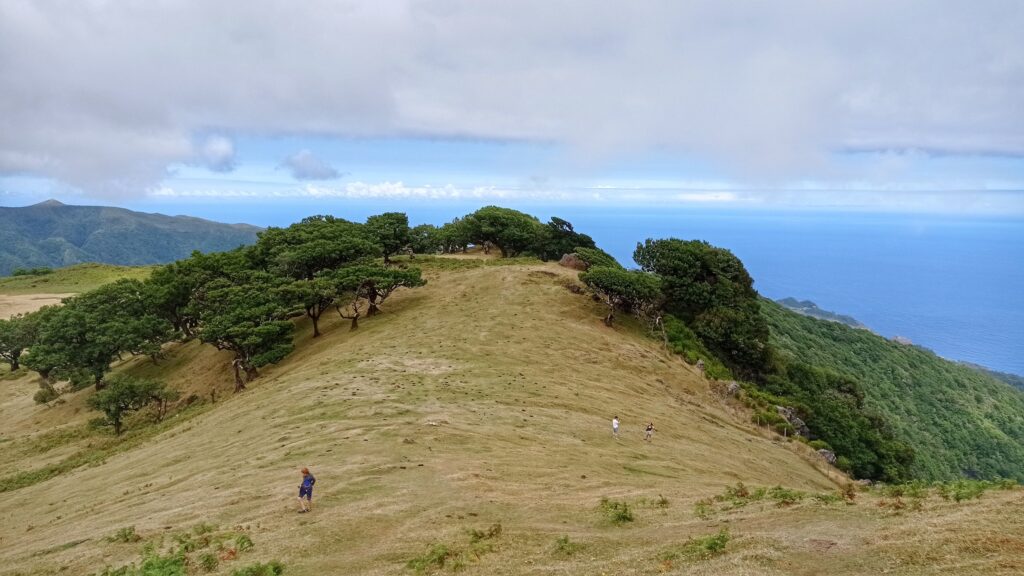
0,261 -> 1019,575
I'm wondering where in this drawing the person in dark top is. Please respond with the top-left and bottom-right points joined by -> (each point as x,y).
644,422 -> 656,441
297,467 -> 316,513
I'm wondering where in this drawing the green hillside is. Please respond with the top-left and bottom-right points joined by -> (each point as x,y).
763,299 -> 1024,481
0,200 -> 260,276
0,263 -> 153,295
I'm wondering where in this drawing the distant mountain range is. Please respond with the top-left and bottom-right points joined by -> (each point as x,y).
0,200 -> 261,276
774,297 -> 868,329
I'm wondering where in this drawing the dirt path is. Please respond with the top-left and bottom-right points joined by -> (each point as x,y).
0,293 -> 71,318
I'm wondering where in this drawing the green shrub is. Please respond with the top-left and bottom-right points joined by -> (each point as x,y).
658,529 -> 730,562
406,544 -> 452,573
198,552 -> 219,573
553,535 -> 583,556
767,485 -> 805,506
33,384 -> 60,404
95,551 -> 186,576
230,561 -> 285,576
599,497 -> 634,524
235,534 -> 255,552
192,522 -> 217,535
467,523 -> 502,544
808,440 -> 832,451
106,526 -> 141,543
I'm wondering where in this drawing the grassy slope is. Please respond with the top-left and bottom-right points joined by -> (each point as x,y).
0,262 -> 1021,575
763,300 -> 1024,481
0,263 -> 154,295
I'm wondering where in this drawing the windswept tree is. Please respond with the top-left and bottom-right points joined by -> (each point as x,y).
409,223 -> 441,256
278,275 -> 338,338
25,280 -> 172,388
190,272 -> 294,392
534,217 -> 597,261
252,216 -> 379,278
634,238 -> 771,377
0,313 -> 37,371
438,217 -> 472,253
365,212 -> 411,263
579,267 -> 662,326
352,264 -> 426,316
463,206 -> 543,257
87,375 -> 178,435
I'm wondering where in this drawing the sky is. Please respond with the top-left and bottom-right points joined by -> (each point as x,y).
2,1 -> 1024,217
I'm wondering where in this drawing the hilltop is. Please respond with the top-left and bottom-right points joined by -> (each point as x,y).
0,258 -> 1022,575
0,200 -> 260,276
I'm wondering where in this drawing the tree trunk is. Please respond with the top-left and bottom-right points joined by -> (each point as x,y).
9,353 -> 19,371
311,314 -> 321,338
349,316 -> 359,330
232,359 -> 247,393
113,418 -> 123,435
603,312 -> 615,326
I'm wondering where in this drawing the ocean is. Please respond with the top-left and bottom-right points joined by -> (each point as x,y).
134,200 -> 1024,375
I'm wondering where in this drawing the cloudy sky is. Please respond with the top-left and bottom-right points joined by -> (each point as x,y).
1,0 -> 1023,217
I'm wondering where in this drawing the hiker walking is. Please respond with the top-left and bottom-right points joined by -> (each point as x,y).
297,467 -> 316,513
612,416 -> 620,439
644,422 -> 656,441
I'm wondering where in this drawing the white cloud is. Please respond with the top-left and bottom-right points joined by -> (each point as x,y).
281,150 -> 341,180
1,1 -> 1023,194
199,136 -> 236,173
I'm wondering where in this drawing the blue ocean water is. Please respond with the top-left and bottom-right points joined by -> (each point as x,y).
131,199 -> 1024,375
563,209 -> 1024,376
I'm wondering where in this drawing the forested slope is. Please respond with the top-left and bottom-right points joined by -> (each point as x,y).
763,299 -> 1024,481
0,200 -> 260,275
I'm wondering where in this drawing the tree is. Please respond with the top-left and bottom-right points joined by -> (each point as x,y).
463,206 -> 543,257
579,267 -> 662,326
190,272 -> 294,392
25,280 -> 173,388
87,375 -> 175,435
0,314 -> 37,371
352,265 -> 426,316
409,224 -> 441,256
634,238 -> 771,377
278,276 -> 338,338
251,216 -> 379,278
573,246 -> 623,270
534,217 -> 597,261
438,218 -> 472,253
365,212 -> 411,263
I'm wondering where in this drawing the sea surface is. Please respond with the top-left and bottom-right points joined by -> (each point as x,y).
135,200 -> 1024,375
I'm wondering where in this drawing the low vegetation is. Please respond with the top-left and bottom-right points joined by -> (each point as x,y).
406,523 -> 502,573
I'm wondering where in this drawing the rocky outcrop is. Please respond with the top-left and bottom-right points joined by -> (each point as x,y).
725,381 -> 741,396
775,405 -> 811,437
817,449 -> 837,464
558,253 -> 588,271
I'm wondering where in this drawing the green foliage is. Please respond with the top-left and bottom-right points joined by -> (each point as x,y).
0,263 -> 154,295
657,529 -> 730,562
599,497 -> 634,524
0,313 -> 37,370
763,299 -> 1024,481
94,550 -> 186,576
230,561 -> 285,576
409,224 -> 441,255
552,535 -> 584,556
25,279 -> 173,385
579,267 -> 661,326
436,218 -> 472,254
661,315 -> 732,379
462,206 -> 543,257
87,375 -> 176,435
197,553 -> 219,573
534,217 -> 597,261
365,212 -> 411,262
106,526 -> 141,543
634,238 -> 771,378
235,534 -> 255,552
253,216 -> 379,280
406,543 -> 453,573
572,246 -> 622,270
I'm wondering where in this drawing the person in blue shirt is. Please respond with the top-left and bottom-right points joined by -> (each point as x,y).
297,467 -> 316,513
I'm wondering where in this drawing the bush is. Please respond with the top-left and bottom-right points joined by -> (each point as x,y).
406,544 -> 452,573
198,552 -> 219,573
106,526 -> 141,543
808,439 -> 832,451
553,535 -> 584,556
599,497 -> 634,524
658,529 -> 731,562
33,383 -> 60,404
767,485 -> 805,506
235,534 -> 255,552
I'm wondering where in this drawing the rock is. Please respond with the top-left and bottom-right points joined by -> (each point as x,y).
725,381 -> 741,396
817,449 -> 837,464
790,416 -> 811,438
558,253 -> 588,271
892,335 -> 913,345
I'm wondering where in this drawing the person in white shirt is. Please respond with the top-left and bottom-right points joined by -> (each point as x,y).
612,416 -> 620,439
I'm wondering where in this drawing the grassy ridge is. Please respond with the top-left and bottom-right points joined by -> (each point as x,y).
0,263 -> 154,295
763,299 -> 1024,481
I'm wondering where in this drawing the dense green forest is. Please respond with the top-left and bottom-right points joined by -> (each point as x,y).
0,200 -> 260,276
763,300 -> 1024,481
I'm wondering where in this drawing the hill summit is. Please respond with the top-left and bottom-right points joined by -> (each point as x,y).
0,200 -> 261,276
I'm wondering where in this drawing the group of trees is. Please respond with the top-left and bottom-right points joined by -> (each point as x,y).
572,237 -> 914,482
0,212 -> 430,405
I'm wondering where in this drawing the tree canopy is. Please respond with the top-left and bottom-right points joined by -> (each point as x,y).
463,206 -> 542,257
